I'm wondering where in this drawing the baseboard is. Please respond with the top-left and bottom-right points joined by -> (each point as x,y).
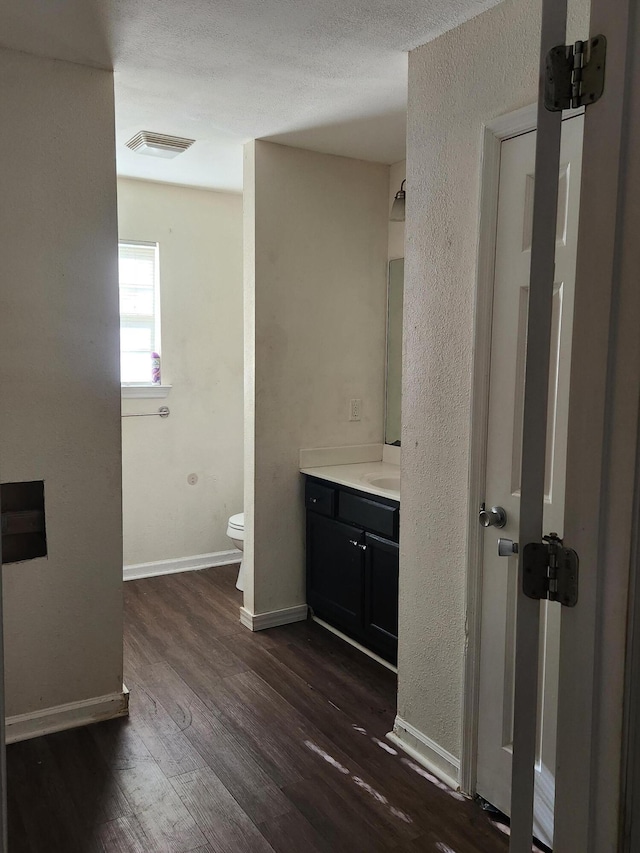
124,549 -> 242,581
387,715 -> 460,790
240,603 -> 308,631
6,686 -> 129,745
311,615 -> 397,674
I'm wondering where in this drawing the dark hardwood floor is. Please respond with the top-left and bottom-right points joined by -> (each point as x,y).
7,565 -> 512,852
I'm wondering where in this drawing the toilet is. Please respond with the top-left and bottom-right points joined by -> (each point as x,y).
226,512 -> 245,591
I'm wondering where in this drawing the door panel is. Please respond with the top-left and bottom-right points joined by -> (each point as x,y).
306,513 -> 364,632
476,115 -> 583,849
363,533 -> 399,663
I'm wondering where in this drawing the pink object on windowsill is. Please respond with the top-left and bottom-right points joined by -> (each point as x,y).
151,352 -> 161,385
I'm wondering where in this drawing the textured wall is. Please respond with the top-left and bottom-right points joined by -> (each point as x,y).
0,49 -> 123,716
245,141 -> 389,615
118,180 -> 244,567
399,0 -> 590,770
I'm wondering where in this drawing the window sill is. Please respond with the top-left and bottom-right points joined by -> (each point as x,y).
121,385 -> 172,399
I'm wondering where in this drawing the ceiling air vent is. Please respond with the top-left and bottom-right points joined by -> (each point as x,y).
125,131 -> 195,159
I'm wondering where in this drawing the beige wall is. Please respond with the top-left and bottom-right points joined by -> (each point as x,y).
242,144 -> 257,614
118,180 -> 244,568
399,0 -> 589,774
0,49 -> 123,717
244,141 -> 389,616
386,160 -> 406,446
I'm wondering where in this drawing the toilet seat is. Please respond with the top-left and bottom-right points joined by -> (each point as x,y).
226,513 -> 245,591
228,513 -> 244,533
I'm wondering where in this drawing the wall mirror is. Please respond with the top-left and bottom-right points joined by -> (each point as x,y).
385,258 -> 404,446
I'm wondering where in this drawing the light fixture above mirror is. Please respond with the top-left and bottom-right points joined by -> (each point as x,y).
390,179 -> 406,222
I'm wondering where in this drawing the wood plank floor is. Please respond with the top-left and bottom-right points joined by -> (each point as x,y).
7,565 -> 513,852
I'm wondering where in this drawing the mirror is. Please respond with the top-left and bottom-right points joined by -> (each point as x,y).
385,258 -> 404,446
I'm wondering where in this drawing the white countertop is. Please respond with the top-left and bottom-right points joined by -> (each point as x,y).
300,461 -> 400,502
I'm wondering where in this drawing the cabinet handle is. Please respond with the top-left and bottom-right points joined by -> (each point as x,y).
349,539 -> 367,551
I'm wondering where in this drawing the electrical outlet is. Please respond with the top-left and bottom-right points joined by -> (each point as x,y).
187,473 -> 198,486
349,398 -> 362,422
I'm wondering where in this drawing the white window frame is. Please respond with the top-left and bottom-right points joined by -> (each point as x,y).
118,240 -> 170,398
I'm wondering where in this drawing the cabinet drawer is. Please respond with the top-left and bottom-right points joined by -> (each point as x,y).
305,480 -> 336,517
338,491 -> 398,540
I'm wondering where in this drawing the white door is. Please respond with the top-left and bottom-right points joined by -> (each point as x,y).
476,114 -> 584,849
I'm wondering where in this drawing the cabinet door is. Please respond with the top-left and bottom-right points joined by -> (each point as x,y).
306,513 -> 364,634
364,533 -> 399,663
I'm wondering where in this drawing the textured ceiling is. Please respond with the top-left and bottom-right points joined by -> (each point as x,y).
1,0 -> 501,191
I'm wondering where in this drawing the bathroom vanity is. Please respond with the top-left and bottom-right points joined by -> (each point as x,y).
302,466 -> 399,665
300,257 -> 404,667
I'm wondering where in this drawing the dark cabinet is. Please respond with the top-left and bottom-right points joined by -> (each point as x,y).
307,513 -> 364,634
364,533 -> 399,662
305,476 -> 399,664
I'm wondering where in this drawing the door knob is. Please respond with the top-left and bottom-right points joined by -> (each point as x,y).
479,503 -> 507,529
498,538 -> 519,557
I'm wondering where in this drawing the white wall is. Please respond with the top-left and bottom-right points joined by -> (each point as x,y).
399,0 -> 590,776
244,141 -> 389,616
0,48 -> 123,717
118,179 -> 244,568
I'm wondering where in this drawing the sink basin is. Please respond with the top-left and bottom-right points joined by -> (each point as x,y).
363,474 -> 401,492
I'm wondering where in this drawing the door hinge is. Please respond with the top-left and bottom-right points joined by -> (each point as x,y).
545,35 -> 606,112
522,533 -> 579,606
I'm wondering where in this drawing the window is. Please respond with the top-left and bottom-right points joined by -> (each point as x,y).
118,241 -> 161,385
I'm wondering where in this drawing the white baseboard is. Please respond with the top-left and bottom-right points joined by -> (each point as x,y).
387,715 -> 460,790
124,549 -> 242,581
311,615 -> 397,674
240,603 -> 308,631
6,686 -> 130,745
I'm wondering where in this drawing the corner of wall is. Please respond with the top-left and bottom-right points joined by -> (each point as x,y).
246,143 -> 389,618
398,0 -> 584,768
388,715 -> 461,791
0,49 -> 123,720
242,140 -> 257,615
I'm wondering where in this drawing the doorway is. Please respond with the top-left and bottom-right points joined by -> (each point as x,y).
468,110 -> 584,849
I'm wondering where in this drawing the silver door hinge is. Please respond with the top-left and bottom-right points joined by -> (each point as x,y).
522,533 -> 579,607
545,35 -> 606,112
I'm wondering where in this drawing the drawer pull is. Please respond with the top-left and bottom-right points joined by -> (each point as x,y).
305,481 -> 335,517
349,539 -> 367,551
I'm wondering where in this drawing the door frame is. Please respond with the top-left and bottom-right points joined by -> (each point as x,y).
460,102 -> 582,796
463,1 -> 640,845
554,0 -> 640,848
0,495 -> 6,852
622,450 -> 640,850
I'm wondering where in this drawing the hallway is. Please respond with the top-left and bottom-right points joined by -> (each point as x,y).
7,566 -> 508,852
